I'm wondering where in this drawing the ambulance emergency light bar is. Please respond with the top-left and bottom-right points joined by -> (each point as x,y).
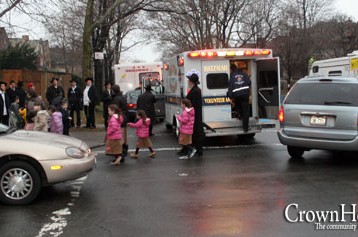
187,49 -> 271,58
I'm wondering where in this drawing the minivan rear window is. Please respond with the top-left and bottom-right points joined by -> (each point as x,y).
285,83 -> 358,106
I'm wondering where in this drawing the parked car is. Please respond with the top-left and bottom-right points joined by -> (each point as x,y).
278,76 -> 358,158
0,125 -> 96,205
125,87 -> 165,123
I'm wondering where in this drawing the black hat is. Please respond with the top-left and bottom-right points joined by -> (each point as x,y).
50,77 -> 59,83
105,81 -> 113,86
70,78 -> 78,83
0,81 -> 7,86
145,85 -> 152,91
187,73 -> 200,84
17,81 -> 24,88
85,77 -> 93,82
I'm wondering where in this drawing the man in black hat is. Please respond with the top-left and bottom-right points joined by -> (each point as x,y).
0,81 -> 10,125
185,73 -> 204,157
83,77 -> 98,128
101,81 -> 113,129
67,78 -> 82,128
137,84 -> 157,136
46,77 -> 65,107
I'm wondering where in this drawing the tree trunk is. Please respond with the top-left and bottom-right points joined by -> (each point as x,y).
82,0 -> 94,80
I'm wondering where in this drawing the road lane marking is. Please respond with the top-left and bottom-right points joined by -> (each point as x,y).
95,143 -> 284,154
35,176 -> 88,237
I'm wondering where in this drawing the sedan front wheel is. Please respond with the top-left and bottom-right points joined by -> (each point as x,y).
0,160 -> 41,205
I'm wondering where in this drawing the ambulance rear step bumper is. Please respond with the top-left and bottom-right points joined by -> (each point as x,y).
204,126 -> 261,137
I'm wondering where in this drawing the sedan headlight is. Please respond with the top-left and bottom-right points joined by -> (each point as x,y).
66,147 -> 85,159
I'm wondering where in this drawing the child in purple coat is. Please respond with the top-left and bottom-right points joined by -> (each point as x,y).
127,110 -> 155,159
176,99 -> 195,160
49,106 -> 63,134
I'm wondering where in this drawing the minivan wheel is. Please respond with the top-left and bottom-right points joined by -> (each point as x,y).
287,146 -> 304,158
0,160 -> 41,205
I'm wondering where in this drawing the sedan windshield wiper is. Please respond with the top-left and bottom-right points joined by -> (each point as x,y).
324,101 -> 352,105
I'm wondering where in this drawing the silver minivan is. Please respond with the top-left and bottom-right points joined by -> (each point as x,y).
277,76 -> 358,158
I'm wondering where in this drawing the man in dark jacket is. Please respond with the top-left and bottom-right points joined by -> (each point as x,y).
227,64 -> 251,132
0,81 -> 10,125
137,85 -> 157,136
102,81 -> 113,129
67,79 -> 82,128
83,77 -> 98,128
186,73 -> 204,157
46,78 -> 65,107
6,80 -> 17,104
15,81 -> 26,108
112,84 -> 128,160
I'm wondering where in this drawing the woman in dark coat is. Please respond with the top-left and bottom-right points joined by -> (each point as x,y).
137,85 -> 156,136
186,73 -> 204,157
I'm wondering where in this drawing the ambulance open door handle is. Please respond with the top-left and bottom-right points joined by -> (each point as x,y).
258,87 -> 273,103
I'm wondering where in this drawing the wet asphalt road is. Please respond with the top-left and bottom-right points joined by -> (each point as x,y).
1,124 -> 358,237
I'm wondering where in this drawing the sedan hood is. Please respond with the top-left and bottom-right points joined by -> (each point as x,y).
7,130 -> 84,149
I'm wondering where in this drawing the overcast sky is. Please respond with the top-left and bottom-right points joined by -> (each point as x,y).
1,0 -> 358,63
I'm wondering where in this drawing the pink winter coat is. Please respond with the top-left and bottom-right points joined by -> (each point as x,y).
127,118 -> 151,138
106,114 -> 123,140
177,107 -> 195,135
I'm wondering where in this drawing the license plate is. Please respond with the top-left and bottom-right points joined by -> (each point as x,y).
310,116 -> 326,126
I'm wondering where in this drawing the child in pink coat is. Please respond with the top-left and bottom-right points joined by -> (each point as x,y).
176,99 -> 195,160
106,104 -> 123,166
127,110 -> 156,158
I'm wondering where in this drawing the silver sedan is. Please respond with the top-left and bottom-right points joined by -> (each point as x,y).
0,124 -> 96,205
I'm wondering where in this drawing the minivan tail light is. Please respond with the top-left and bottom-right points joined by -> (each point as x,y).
278,106 -> 284,123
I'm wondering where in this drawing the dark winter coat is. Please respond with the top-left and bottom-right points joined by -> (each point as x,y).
112,92 -> 128,127
15,87 -> 27,108
6,88 -> 17,104
137,91 -> 157,120
60,108 -> 71,135
67,86 -> 83,110
86,86 -> 99,105
46,85 -> 65,105
186,85 -> 204,151
102,89 -> 113,117
228,69 -> 251,98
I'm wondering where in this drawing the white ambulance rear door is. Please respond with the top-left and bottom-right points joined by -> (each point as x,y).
201,60 -> 231,122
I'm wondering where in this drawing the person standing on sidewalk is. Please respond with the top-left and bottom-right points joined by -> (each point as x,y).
0,81 -> 10,126
186,71 -> 204,157
46,78 -> 65,108
102,81 -> 113,129
67,78 -> 82,128
83,77 -> 98,129
137,85 -> 156,136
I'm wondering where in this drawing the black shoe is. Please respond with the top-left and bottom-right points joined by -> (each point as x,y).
176,150 -> 185,156
120,157 -> 125,163
83,125 -> 90,128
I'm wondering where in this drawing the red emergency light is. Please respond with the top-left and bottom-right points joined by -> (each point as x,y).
187,49 -> 271,58
163,63 -> 169,71
178,57 -> 184,66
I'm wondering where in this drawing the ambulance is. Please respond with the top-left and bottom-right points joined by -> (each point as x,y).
113,62 -> 165,121
163,48 -> 280,137
113,62 -> 163,93
309,51 -> 358,77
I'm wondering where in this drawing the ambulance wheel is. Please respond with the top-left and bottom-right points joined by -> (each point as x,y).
165,124 -> 172,130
